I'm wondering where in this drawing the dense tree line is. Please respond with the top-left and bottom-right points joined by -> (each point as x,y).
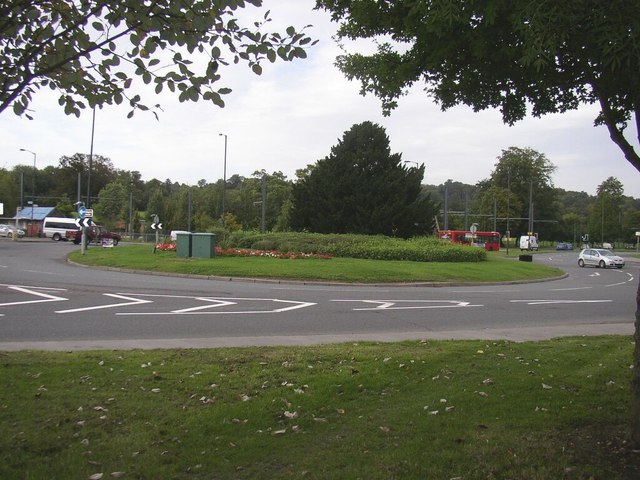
1,140 -> 637,244
425,148 -> 640,246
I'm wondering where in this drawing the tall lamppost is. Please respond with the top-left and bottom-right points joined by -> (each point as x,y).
218,133 -> 228,226
19,148 -> 36,236
506,167 -> 510,255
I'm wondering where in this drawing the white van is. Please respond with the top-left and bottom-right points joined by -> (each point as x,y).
519,235 -> 539,251
42,217 -> 79,241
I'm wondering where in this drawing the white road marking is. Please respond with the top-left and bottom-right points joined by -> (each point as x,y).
332,300 -> 483,311
552,287 -> 592,291
56,294 -> 154,314
108,294 -> 316,315
0,283 -> 67,291
172,298 -> 237,313
0,286 -> 68,307
510,299 -> 612,305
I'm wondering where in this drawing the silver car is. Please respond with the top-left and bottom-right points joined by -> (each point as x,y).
0,224 -> 25,239
578,248 -> 625,269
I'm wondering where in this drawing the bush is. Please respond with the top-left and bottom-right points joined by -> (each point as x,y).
206,226 -> 230,247
225,232 -> 485,262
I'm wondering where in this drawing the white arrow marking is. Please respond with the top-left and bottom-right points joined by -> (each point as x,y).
56,294 -> 153,313
332,300 -> 482,311
272,299 -> 317,313
112,295 -> 316,315
0,283 -> 67,291
0,286 -> 68,307
589,272 -> 600,277
606,281 -> 629,287
552,287 -> 592,291
510,299 -> 612,305
358,301 -> 397,310
172,297 -> 237,313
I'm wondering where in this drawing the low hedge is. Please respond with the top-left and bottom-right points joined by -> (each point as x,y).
226,232 -> 486,262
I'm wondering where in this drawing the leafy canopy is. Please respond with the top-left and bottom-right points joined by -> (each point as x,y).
316,0 -> 640,172
290,121 -> 436,237
2,0 -> 316,119
476,146 -> 557,237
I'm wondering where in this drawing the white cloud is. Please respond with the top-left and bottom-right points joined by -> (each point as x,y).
1,0 -> 638,198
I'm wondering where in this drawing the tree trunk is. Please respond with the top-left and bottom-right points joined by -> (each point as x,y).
633,274 -> 640,447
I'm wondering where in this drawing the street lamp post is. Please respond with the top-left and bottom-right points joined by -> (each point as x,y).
19,148 -> 36,237
506,167 -> 510,256
218,133 -> 227,226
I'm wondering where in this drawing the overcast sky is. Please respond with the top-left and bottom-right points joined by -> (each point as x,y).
2,0 -> 639,198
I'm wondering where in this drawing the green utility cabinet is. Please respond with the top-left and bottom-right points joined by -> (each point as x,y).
191,233 -> 216,259
176,232 -> 192,258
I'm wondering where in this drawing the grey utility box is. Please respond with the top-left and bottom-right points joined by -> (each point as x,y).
191,233 -> 216,259
176,232 -> 193,258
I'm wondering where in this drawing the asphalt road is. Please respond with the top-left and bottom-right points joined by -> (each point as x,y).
0,238 -> 637,351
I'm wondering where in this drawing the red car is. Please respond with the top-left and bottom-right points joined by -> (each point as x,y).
66,225 -> 121,245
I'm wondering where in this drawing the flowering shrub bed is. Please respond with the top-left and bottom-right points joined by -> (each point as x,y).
323,236 -> 486,262
228,232 -> 486,262
158,232 -> 486,262
154,243 -> 331,259
215,247 -> 331,259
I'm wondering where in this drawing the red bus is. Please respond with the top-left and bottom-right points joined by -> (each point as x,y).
437,229 -> 501,251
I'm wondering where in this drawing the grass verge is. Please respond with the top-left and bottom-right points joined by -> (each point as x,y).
0,337 -> 638,479
69,244 -> 563,283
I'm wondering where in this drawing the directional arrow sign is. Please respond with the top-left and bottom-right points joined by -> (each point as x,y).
151,223 -> 163,230
75,218 -> 94,228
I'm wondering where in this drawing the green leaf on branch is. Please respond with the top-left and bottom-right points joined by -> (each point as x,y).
2,1 -> 316,119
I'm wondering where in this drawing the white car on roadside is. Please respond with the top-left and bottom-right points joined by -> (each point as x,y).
0,224 -> 25,238
578,248 -> 625,269
170,230 -> 190,241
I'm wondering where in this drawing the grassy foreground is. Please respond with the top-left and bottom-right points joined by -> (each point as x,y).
1,338 -> 638,479
69,244 -> 563,283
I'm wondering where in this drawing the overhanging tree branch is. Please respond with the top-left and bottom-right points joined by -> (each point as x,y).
598,96 -> 640,173
1,0 -> 316,118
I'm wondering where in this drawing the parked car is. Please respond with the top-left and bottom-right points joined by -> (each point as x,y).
555,243 -> 574,251
578,248 -> 625,269
0,224 -> 25,238
66,225 -> 121,246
